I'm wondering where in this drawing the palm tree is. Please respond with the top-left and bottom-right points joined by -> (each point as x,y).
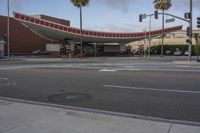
71,0 -> 89,57
153,0 -> 172,57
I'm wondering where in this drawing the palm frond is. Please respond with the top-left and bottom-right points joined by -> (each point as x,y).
71,0 -> 89,7
153,0 -> 172,10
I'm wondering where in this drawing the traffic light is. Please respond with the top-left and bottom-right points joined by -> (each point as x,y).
154,10 -> 158,19
197,17 -> 200,28
186,26 -> 192,37
139,14 -> 142,22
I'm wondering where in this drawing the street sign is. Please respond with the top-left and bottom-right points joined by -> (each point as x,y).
185,13 -> 191,19
142,14 -> 146,19
166,18 -> 175,23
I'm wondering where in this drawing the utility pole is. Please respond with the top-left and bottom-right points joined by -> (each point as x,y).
7,0 -> 10,60
148,16 -> 152,58
161,9 -> 164,57
143,28 -> 147,57
80,4 -> 83,57
188,0 -> 193,61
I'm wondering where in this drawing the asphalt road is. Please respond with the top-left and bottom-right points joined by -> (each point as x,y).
0,56 -> 200,123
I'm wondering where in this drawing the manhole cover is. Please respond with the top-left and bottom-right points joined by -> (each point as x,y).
48,92 -> 92,103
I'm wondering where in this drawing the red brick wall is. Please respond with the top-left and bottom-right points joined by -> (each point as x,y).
0,16 -> 52,55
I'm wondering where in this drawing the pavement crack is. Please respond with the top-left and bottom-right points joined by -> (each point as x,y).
167,123 -> 173,133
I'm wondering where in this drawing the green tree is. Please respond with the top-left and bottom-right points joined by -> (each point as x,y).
153,0 -> 172,57
71,0 -> 89,57
194,33 -> 200,61
193,33 -> 199,45
195,45 -> 200,62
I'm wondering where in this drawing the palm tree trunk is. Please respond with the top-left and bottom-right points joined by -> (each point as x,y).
161,9 -> 164,57
80,5 -> 83,57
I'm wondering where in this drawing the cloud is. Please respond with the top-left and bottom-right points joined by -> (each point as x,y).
97,0 -> 199,14
96,0 -> 136,13
10,0 -> 22,11
172,0 -> 200,10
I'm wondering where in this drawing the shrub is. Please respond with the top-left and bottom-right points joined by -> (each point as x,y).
150,44 -> 196,55
195,45 -> 200,56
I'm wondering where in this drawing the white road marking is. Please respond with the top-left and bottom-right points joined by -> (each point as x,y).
0,78 -> 8,80
103,85 -> 200,94
143,69 -> 200,72
174,66 -> 191,68
98,69 -> 116,72
115,68 -> 141,71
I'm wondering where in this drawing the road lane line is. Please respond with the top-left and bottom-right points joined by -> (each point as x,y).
98,69 -> 116,72
0,78 -> 8,80
143,69 -> 200,72
116,68 -> 141,71
103,85 -> 200,94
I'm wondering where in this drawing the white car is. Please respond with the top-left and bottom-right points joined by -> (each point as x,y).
174,51 -> 182,56
184,51 -> 189,56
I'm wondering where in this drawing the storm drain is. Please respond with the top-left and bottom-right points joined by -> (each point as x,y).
48,92 -> 92,103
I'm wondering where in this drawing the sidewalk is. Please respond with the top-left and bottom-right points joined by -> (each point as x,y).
0,98 -> 199,133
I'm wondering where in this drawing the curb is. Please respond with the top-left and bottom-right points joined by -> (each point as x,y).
0,96 -> 200,127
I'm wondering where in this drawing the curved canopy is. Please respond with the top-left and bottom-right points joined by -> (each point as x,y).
13,12 -> 182,43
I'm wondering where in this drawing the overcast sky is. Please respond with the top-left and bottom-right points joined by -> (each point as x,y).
0,0 -> 199,32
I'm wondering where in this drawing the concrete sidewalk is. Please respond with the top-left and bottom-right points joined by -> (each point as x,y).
0,99 -> 200,133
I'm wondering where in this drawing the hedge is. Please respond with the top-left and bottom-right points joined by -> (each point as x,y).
150,44 -> 196,55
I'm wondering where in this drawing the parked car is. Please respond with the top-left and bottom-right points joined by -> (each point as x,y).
165,50 -> 171,55
184,51 -> 189,56
174,50 -> 182,56
32,49 -> 48,55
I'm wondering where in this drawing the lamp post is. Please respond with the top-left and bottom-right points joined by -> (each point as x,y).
7,0 -> 10,60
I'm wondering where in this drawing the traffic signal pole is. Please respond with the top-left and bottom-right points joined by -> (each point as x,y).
139,13 -> 155,58
7,0 -> 10,60
148,15 -> 152,58
139,9 -> 193,60
188,0 -> 192,61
